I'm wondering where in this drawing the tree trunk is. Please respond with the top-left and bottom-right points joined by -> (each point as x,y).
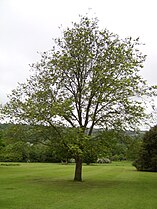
74,156 -> 82,181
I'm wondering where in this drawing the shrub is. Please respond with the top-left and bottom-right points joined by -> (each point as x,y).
97,157 -> 111,164
133,125 -> 157,172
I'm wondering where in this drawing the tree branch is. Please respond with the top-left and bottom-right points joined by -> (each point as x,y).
88,101 -> 100,136
62,115 -> 76,127
84,91 -> 95,128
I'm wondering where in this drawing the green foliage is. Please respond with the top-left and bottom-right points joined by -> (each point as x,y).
0,124 -> 61,162
133,125 -> 157,171
126,135 -> 142,160
0,130 -> 3,148
2,15 -> 155,131
83,135 -> 101,164
0,123 -> 143,164
0,142 -> 24,162
95,130 -> 143,161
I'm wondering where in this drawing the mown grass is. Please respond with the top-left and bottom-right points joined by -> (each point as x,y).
0,161 -> 157,209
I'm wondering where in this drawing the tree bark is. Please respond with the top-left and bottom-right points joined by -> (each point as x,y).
74,156 -> 82,181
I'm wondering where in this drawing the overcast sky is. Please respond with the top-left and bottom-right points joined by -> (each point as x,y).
0,0 -> 157,104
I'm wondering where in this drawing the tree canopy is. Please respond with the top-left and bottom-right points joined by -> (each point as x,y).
1,15 -> 157,181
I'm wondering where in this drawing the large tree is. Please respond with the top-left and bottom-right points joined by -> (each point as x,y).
1,15 -> 156,181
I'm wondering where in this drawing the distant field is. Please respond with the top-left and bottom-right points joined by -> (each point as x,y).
0,162 -> 157,209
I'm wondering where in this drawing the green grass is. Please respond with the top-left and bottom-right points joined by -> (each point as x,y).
0,161 -> 157,209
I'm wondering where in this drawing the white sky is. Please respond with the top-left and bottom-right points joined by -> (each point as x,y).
0,0 -> 157,104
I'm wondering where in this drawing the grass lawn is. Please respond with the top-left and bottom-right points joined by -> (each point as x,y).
0,161 -> 157,209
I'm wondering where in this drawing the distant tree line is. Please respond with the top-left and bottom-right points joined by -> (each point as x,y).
0,123 -> 143,163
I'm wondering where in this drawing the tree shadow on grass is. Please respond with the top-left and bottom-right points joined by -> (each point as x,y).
28,177 -> 142,191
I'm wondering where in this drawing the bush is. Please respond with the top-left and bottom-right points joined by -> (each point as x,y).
133,125 -> 157,172
97,157 -> 111,164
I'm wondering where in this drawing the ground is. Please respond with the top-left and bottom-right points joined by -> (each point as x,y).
0,162 -> 156,209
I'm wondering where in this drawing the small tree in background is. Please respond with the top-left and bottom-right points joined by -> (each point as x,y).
1,15 -> 157,181
133,125 -> 157,171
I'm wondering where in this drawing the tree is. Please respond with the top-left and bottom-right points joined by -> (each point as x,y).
133,125 -> 157,171
1,15 -> 156,181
